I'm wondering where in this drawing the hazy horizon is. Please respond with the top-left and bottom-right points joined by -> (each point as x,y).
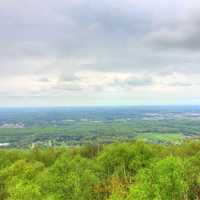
1,104 -> 200,109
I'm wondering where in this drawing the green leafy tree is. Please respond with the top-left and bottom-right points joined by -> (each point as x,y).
128,157 -> 188,200
2,160 -> 44,200
98,142 -> 156,181
38,154 -> 99,200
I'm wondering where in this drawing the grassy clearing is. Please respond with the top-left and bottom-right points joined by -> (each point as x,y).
136,132 -> 185,143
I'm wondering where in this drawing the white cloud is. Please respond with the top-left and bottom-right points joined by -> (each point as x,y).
1,0 -> 200,105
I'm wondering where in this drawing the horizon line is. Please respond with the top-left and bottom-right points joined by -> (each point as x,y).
1,104 -> 200,108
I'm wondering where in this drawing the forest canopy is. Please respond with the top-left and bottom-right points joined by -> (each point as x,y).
1,140 -> 200,199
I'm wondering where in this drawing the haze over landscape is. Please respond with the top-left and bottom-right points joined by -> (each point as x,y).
1,0 -> 200,106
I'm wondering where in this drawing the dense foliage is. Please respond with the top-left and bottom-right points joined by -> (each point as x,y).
1,140 -> 200,199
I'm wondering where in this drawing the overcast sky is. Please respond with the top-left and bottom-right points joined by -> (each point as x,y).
1,0 -> 200,106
